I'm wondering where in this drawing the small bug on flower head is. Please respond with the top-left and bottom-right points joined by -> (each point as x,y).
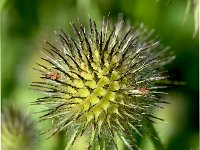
129,87 -> 149,96
46,71 -> 60,80
138,87 -> 149,95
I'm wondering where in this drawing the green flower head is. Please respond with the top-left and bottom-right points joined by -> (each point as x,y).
32,17 -> 174,149
2,104 -> 37,150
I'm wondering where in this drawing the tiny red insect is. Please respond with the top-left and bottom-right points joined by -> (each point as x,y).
138,87 -> 149,95
46,71 -> 60,80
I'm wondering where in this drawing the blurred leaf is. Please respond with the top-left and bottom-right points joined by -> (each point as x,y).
182,0 -> 199,38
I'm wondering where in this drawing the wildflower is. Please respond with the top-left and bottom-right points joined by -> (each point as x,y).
32,17 -> 174,149
1,104 -> 37,150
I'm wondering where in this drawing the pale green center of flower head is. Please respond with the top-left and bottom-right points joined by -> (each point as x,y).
63,47 -> 128,130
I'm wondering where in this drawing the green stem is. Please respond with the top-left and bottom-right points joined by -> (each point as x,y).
56,131 -> 66,150
148,122 -> 165,150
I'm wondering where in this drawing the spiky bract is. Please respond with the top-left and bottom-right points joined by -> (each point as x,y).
1,104 -> 37,150
32,17 -> 174,149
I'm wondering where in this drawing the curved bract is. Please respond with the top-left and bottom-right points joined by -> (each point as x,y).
32,17 -> 174,150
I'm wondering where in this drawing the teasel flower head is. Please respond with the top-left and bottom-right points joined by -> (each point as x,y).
32,17 -> 174,149
1,103 -> 38,150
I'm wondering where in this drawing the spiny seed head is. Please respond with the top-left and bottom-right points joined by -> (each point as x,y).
1,104 -> 37,150
32,17 -> 174,149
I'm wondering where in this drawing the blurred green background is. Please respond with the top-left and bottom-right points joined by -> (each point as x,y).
1,0 -> 199,150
